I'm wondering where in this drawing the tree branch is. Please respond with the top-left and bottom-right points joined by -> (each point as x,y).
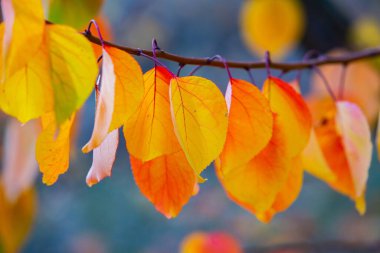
82,32 -> 380,71
245,240 -> 380,253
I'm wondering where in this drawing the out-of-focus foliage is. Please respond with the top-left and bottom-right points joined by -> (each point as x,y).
240,0 -> 305,59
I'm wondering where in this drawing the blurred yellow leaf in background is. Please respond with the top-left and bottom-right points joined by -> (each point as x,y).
240,0 -> 305,59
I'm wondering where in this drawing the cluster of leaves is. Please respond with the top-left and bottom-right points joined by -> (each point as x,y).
0,0 -> 378,233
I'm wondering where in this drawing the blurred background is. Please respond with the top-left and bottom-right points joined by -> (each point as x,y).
1,0 -> 380,252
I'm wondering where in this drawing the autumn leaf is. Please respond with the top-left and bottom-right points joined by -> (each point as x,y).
0,184 -> 36,253
170,76 -> 228,178
83,45 -> 144,152
216,116 -> 292,214
36,112 -> 75,186
130,150 -> 197,219
263,77 -> 312,157
180,231 -> 242,253
124,66 -> 180,161
311,101 -> 372,214
1,0 -> 45,78
86,129 -> 119,187
219,78 -> 273,173
240,0 -> 305,59
256,156 -> 303,223
1,119 -> 39,201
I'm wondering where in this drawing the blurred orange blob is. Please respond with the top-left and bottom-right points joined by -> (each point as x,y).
180,231 -> 242,253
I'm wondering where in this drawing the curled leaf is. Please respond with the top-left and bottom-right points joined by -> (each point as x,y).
86,129 -> 119,187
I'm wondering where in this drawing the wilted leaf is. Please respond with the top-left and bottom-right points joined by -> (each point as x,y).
1,119 -> 39,201
48,0 -> 104,29
124,67 -> 180,161
219,78 -> 273,173
263,77 -> 312,157
36,112 -> 75,185
170,76 -> 228,178
130,150 -> 197,219
86,129 -> 119,187
180,231 -> 242,253
240,0 -> 305,59
0,184 -> 36,253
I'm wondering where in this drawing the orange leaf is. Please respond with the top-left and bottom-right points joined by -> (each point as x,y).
216,116 -> 291,214
124,67 -> 180,161
170,76 -> 228,178
130,150 -> 197,219
263,77 -> 312,157
219,78 -> 273,173
256,156 -> 303,223
180,231 -> 242,253
86,129 -> 119,187
36,112 -> 75,185
1,119 -> 39,201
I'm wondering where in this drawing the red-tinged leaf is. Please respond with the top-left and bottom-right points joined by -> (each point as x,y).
124,67 -> 180,161
180,231 -> 243,253
263,77 -> 312,157
1,119 -> 39,201
86,129 -> 119,187
216,116 -> 291,214
36,112 -> 75,185
170,76 -> 228,178
219,78 -> 273,173
130,150 -> 197,219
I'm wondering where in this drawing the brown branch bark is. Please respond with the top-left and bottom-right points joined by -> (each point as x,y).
245,240 -> 380,253
82,32 -> 380,71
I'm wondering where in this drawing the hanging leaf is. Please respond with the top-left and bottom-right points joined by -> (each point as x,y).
86,129 -> 119,187
262,77 -> 312,157
0,184 -> 36,253
1,119 -> 39,201
83,45 -> 144,152
240,0 -> 305,59
1,0 -> 45,78
130,150 -> 197,219
170,76 -> 228,178
124,67 -> 180,161
219,78 -> 273,173
36,112 -> 75,185
216,116 -> 291,214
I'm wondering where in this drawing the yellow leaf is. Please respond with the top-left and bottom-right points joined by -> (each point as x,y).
0,184 -> 36,253
170,76 -> 228,177
240,0 -> 305,59
263,77 -> 312,157
46,24 -> 98,124
1,0 -> 45,77
86,129 -> 119,187
2,119 -> 39,201
36,112 -> 75,185
219,78 -> 273,173
124,67 -> 180,161
130,150 -> 197,219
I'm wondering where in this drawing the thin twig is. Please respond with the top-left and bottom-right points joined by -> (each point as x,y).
81,32 -> 380,71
